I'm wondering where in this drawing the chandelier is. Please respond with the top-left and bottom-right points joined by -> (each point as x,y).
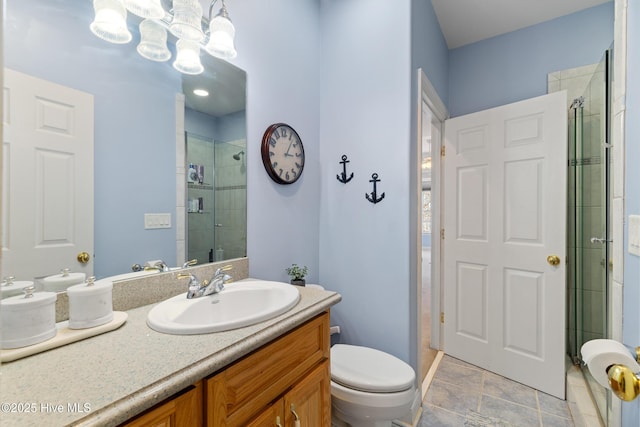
89,0 -> 237,75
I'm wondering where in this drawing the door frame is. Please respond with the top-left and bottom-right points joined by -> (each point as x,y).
414,68 -> 448,397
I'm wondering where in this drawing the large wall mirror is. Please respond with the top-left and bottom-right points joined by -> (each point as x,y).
2,0 -> 247,283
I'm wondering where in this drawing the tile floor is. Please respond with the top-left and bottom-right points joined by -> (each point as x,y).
419,355 -> 575,427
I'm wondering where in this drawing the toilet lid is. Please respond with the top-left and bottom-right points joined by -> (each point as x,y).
331,344 -> 415,393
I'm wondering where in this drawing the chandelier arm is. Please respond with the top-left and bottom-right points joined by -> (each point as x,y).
208,0 -> 219,21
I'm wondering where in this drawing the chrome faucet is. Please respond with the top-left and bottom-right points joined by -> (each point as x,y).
178,265 -> 232,299
131,260 -> 169,272
182,259 -> 198,269
132,259 -> 196,273
148,261 -> 170,272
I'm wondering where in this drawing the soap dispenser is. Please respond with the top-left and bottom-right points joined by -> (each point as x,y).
215,246 -> 224,261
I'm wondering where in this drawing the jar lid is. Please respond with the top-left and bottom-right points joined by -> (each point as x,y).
67,277 -> 113,295
1,278 -> 35,298
0,289 -> 57,311
43,270 -> 86,291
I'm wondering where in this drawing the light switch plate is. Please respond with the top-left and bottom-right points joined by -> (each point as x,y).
628,215 -> 640,256
144,213 -> 171,230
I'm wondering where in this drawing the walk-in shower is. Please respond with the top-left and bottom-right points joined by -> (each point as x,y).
566,49 -> 612,423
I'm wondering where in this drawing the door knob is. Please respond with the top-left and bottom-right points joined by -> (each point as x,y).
77,252 -> 91,264
547,255 -> 561,266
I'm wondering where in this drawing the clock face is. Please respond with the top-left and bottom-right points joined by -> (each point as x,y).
261,123 -> 305,184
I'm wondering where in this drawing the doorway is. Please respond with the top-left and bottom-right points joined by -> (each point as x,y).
416,69 -> 448,387
420,101 -> 439,381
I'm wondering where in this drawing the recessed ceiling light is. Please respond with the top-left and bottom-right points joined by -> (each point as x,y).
193,88 -> 209,97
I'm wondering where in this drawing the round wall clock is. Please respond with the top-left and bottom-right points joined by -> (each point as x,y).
261,123 -> 305,185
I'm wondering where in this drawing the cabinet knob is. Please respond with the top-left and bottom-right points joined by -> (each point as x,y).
275,416 -> 282,427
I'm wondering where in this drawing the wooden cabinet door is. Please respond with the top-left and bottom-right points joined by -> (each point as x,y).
121,382 -> 203,427
245,400 -> 285,427
284,361 -> 331,427
206,313 -> 329,427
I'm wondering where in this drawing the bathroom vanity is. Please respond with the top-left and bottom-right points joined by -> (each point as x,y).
123,313 -> 330,427
0,270 -> 340,427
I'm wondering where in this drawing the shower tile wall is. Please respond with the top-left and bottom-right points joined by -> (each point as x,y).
549,62 -> 607,344
214,140 -> 247,261
187,136 -> 216,264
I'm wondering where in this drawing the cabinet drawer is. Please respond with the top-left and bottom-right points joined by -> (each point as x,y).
207,312 -> 329,426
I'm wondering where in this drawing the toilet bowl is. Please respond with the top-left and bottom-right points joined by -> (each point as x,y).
330,344 -> 416,427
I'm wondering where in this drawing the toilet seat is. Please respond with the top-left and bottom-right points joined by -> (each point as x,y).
331,344 -> 415,393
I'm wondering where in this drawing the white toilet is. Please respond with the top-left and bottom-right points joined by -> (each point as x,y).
330,343 -> 416,427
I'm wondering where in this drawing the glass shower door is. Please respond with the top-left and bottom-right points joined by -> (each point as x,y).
186,132 -> 217,264
567,50 -> 611,423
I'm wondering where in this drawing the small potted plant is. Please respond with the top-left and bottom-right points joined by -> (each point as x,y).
285,264 -> 308,286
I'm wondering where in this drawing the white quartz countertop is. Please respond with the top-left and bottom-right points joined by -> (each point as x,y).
0,284 -> 341,427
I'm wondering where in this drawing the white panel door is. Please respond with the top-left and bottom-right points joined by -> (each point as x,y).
443,91 -> 567,398
2,69 -> 94,280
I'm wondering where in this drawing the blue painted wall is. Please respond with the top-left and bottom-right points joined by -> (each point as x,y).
318,0 -> 413,362
229,0 -> 321,284
216,110 -> 247,143
622,0 -> 640,423
411,0 -> 449,108
6,0 -> 179,278
185,108 -> 218,139
448,3 -> 614,117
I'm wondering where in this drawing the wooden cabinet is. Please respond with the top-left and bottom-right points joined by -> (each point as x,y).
120,382 -> 203,427
245,401 -> 284,427
245,360 -> 330,427
206,312 -> 330,426
283,360 -> 331,426
121,312 -> 331,427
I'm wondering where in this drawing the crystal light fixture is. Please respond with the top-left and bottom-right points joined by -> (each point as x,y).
123,0 -> 164,19
137,19 -> 171,62
90,0 -> 132,44
170,0 -> 205,42
89,0 -> 238,75
205,0 -> 237,59
173,39 -> 204,75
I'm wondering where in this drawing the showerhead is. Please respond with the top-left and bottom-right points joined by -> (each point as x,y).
232,150 -> 245,161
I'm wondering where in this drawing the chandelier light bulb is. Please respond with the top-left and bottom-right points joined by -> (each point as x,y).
170,0 -> 205,42
123,0 -> 165,19
173,39 -> 204,75
90,0 -> 133,44
205,12 -> 237,59
137,19 -> 171,62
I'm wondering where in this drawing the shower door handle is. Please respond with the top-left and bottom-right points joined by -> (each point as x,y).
590,237 -> 611,244
547,255 -> 561,266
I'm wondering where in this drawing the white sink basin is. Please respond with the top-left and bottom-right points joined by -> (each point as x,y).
146,280 -> 300,335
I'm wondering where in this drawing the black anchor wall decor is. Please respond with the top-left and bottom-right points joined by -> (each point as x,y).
336,154 -> 354,184
365,173 -> 385,204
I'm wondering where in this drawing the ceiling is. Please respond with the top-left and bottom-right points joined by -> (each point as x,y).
431,0 -> 612,49
182,53 -> 246,118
